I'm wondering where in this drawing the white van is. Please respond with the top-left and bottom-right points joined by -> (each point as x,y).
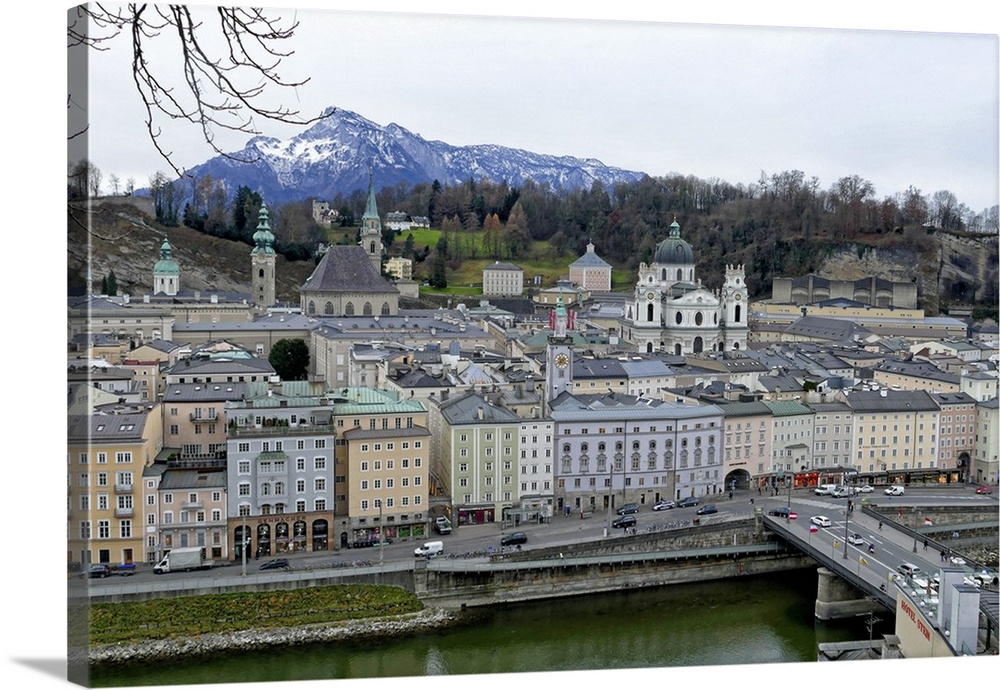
814,484 -> 838,496
414,540 -> 444,558
884,485 -> 905,496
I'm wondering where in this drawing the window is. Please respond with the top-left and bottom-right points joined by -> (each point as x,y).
97,520 -> 110,539
314,478 -> 326,492
314,457 -> 326,470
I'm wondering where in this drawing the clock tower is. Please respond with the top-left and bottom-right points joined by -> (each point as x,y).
545,297 -> 574,406
722,263 -> 749,350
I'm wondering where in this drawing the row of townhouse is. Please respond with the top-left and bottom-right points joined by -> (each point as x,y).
67,377 -> 997,567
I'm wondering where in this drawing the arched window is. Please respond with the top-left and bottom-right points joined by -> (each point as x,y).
369,241 -> 376,254
674,343 -> 682,356
661,269 -> 666,281
647,342 -> 653,353
344,302 -> 355,316
695,311 -> 704,326
647,303 -> 654,321
258,268 -> 264,278
324,301 -> 334,315
307,301 -> 315,315
598,443 -> 606,452
563,443 -> 571,454
735,305 -> 742,323
381,302 -> 391,315
362,302 -> 373,316
694,336 -> 704,353
581,443 -> 589,453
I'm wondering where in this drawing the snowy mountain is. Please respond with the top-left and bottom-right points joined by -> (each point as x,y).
183,108 -> 647,202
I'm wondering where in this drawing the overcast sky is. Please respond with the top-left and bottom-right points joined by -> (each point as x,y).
77,1 -> 999,213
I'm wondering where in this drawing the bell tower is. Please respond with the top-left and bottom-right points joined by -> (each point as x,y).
722,264 -> 749,350
545,297 -> 575,405
250,203 -> 276,308
360,169 -> 384,274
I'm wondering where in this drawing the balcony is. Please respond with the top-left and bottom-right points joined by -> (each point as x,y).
114,483 -> 134,494
114,507 -> 134,518
183,501 -> 204,510
228,421 -> 331,438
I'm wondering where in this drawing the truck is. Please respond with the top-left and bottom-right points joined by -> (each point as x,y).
434,516 -> 452,535
153,546 -> 214,574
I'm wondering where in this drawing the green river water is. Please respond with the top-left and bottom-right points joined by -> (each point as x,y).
89,569 -> 889,687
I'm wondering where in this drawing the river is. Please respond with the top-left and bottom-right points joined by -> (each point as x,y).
89,568 -> 891,687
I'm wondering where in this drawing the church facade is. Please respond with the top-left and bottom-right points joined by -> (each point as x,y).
621,219 -> 748,355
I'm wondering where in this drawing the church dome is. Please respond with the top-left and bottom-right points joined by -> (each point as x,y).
652,220 -> 694,265
153,237 -> 179,274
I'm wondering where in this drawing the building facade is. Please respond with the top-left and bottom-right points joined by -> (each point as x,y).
568,241 -> 612,292
482,261 -> 524,297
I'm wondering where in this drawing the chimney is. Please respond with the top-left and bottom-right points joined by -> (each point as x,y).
477,406 -> 484,420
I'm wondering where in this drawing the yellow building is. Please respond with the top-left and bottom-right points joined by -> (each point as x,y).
67,402 -> 163,567
846,390 -> 940,480
331,389 -> 431,546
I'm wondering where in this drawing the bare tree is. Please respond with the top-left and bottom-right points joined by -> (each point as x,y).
67,4 -> 332,178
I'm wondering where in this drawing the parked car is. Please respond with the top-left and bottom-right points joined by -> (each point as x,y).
768,506 -> 791,518
976,485 -> 994,495
897,563 -> 921,577
612,515 -> 637,529
616,503 -> 639,515
677,496 -> 699,508
652,499 -> 676,511
810,515 -> 832,528
855,484 -> 874,493
501,532 -> 528,546
696,504 -> 718,515
847,533 -> 865,546
259,558 -> 290,571
87,564 -> 112,579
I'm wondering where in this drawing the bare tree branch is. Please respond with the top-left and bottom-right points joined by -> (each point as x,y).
70,3 -> 333,178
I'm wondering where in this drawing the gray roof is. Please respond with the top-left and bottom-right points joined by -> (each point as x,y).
67,411 -> 151,442
785,315 -> 874,342
549,392 -> 722,422
341,426 -> 431,440
300,245 -> 398,294
164,382 -> 248,402
620,359 -> 674,377
436,392 -> 521,425
573,358 -> 628,379
570,250 -> 611,268
845,389 -> 940,412
930,392 -> 978,405
484,262 -> 522,271
875,360 -> 960,384
158,468 -> 227,491
719,401 -> 774,417
167,357 -> 275,377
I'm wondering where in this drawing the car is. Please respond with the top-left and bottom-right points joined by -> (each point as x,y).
696,504 -> 718,515
87,564 -> 112,579
976,485 -> 994,495
884,485 -> 905,496
768,506 -> 791,518
847,533 -> 865,546
831,487 -> 854,498
616,503 -> 639,515
855,484 -> 874,493
612,515 -> 637,529
501,532 -> 528,546
897,563 -> 921,577
652,499 -> 676,511
810,515 -> 832,528
259,558 -> 290,571
677,496 -> 699,508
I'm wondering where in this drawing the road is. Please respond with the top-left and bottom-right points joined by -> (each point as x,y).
82,484 -> 996,589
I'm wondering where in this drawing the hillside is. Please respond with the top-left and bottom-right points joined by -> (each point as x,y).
68,198 -> 316,302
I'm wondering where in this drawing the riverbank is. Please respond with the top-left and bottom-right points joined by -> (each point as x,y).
89,606 -> 462,667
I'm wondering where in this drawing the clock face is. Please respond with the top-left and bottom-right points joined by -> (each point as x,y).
735,293 -> 742,301
555,353 -> 570,369
646,291 -> 656,300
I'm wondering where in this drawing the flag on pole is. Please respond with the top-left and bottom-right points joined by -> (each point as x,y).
859,556 -> 868,566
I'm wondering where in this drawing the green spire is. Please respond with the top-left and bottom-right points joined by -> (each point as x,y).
362,168 -> 379,221
251,203 -> 275,255
668,217 -> 681,238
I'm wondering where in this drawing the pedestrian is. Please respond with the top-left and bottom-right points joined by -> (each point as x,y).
923,538 -> 928,550
878,521 -> 883,531
758,487 -> 762,495
940,549 -> 945,562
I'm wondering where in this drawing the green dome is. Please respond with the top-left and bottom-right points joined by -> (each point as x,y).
652,220 -> 694,265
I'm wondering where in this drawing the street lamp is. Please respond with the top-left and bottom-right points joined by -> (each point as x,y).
241,511 -> 247,577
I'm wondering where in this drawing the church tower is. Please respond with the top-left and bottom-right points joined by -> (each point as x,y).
360,170 -> 384,274
545,297 -> 575,405
721,264 -> 749,350
153,237 -> 180,296
250,203 -> 276,308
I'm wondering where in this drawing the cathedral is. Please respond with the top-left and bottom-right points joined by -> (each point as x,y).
621,219 -> 748,354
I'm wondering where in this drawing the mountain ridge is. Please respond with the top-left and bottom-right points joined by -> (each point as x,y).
183,108 -> 647,202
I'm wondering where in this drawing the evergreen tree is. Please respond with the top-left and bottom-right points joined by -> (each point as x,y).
106,270 -> 118,296
268,339 -> 310,381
